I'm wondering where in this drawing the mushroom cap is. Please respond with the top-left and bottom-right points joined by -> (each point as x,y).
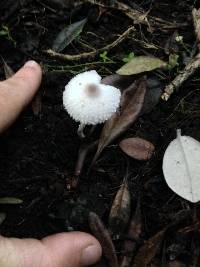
63,70 -> 121,125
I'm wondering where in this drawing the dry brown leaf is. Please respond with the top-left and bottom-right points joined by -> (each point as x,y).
166,261 -> 183,267
32,92 -> 42,116
74,140 -> 98,176
102,74 -> 135,91
119,137 -> 155,160
120,200 -> 142,267
109,181 -> 131,235
1,57 -> 14,79
132,229 -> 166,267
141,77 -> 163,115
91,77 -> 146,166
102,74 -> 163,114
89,212 -> 118,267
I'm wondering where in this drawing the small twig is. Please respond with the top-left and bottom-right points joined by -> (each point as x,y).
192,8 -> 200,48
161,53 -> 200,101
74,0 -> 187,30
161,8 -> 200,101
44,26 -> 135,61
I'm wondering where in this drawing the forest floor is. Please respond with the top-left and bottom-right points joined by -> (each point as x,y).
0,1 -> 200,266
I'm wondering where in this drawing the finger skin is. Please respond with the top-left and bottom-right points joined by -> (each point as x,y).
0,61 -> 42,132
0,232 -> 102,267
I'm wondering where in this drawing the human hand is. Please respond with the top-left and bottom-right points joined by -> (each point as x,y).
0,60 -> 102,267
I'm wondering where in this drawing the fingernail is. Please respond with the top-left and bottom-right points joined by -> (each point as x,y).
24,60 -> 38,68
81,244 -> 101,266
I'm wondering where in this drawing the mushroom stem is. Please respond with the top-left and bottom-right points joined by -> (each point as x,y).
77,123 -> 86,138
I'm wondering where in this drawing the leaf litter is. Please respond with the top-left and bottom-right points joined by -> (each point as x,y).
132,228 -> 167,267
163,129 -> 200,203
116,56 -> 167,75
89,212 -> 118,267
120,200 -> 142,267
74,74 -> 163,175
119,137 -> 155,161
109,179 -> 131,235
0,197 -> 23,204
52,18 -> 87,52
91,77 -> 147,167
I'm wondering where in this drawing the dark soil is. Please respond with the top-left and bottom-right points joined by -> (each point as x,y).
1,0 -> 200,266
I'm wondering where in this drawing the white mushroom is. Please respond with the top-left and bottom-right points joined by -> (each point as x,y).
63,70 -> 121,137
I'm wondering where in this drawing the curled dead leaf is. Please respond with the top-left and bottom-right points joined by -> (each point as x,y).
32,92 -> 42,116
120,200 -> 142,267
89,212 -> 118,267
1,57 -> 14,79
91,77 -> 147,166
109,181 -> 131,235
102,74 -> 135,91
132,229 -> 166,267
119,137 -> 155,160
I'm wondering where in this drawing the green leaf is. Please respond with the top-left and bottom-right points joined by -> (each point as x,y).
0,197 -> 23,204
167,53 -> 179,70
52,18 -> 87,52
99,51 -> 111,63
117,56 -> 166,75
122,52 -> 135,63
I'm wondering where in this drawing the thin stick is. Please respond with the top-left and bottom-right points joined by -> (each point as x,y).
192,8 -> 200,47
161,53 -> 200,101
74,0 -> 187,29
161,8 -> 200,101
44,26 -> 135,61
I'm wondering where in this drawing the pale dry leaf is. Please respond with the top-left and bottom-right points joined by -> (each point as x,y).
109,181 -> 131,235
116,56 -> 166,75
1,57 -> 14,79
119,137 -> 155,160
0,197 -> 23,204
162,130 -> 200,203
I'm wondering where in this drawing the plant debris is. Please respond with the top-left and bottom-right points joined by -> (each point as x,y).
52,18 -> 87,52
91,77 -> 147,166
109,180 -> 131,235
117,56 -> 166,76
0,197 -> 23,204
89,212 -> 118,267
0,1 -> 200,266
163,129 -> 200,203
132,228 -> 167,267
119,137 -> 155,161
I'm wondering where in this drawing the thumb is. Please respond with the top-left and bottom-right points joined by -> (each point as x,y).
0,232 -> 102,267
42,232 -> 102,267
0,60 -> 42,131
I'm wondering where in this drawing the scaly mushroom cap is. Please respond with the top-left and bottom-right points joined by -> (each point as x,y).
63,70 -> 121,125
